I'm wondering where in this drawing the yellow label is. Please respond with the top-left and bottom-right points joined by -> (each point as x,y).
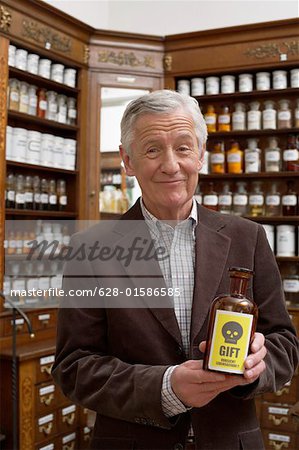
208,310 -> 253,374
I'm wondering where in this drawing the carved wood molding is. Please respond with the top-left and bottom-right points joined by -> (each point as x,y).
244,40 -> 299,59
22,19 -> 72,53
98,49 -> 155,69
0,4 -> 12,32
21,376 -> 34,450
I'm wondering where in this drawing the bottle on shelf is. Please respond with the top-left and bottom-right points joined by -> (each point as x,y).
277,99 -> 292,129
204,105 -> 217,133
8,78 -> 20,111
283,266 -> 299,306
210,141 -> 225,174
203,267 -> 257,375
48,179 -> 57,211
46,91 -> 58,121
28,85 -> 38,116
295,99 -> 299,128
282,180 -> 298,216
232,102 -> 246,131
57,179 -> 67,211
37,88 -> 47,119
218,105 -> 231,132
15,174 -> 25,210
5,173 -> 15,209
232,182 -> 248,216
19,81 -> 29,114
262,100 -> 277,130
247,101 -> 261,130
265,183 -> 282,217
33,175 -> 41,210
248,181 -> 264,217
24,175 -> 33,210
264,137 -> 281,172
244,138 -> 261,174
283,135 -> 299,172
40,178 -> 49,211
203,182 -> 218,211
227,140 -> 243,174
218,183 -> 232,215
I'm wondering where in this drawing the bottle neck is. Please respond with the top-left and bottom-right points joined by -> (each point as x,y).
230,276 -> 249,296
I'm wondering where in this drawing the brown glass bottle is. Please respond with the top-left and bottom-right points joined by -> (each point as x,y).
203,267 -> 257,375
282,180 -> 298,216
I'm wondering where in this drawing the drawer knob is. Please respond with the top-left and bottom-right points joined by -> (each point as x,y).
269,440 -> 289,450
40,393 -> 54,406
39,422 -> 53,436
41,364 -> 53,375
62,412 -> 75,426
62,442 -> 75,450
275,386 -> 290,396
269,414 -> 288,426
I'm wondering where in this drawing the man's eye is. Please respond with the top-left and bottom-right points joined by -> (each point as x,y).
178,146 -> 190,152
146,148 -> 159,156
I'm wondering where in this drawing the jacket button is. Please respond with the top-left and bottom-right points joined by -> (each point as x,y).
174,444 -> 184,450
176,345 -> 184,356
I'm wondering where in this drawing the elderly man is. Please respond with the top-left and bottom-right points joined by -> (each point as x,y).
52,90 -> 298,450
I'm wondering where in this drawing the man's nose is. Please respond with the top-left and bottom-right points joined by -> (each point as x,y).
160,150 -> 180,173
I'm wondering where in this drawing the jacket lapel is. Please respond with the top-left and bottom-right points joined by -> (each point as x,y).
190,207 -> 231,347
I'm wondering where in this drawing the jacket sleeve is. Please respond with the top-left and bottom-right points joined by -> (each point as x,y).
51,233 -> 172,429
232,224 -> 299,399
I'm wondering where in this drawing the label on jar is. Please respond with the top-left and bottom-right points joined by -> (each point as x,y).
203,195 -> 218,206
283,279 -> 299,293
25,192 -> 33,202
219,195 -> 232,206
49,194 -> 57,205
59,195 -> 67,206
282,195 -> 297,206
39,100 -> 47,111
41,193 -> 49,204
232,112 -> 245,124
207,310 -> 253,374
266,195 -> 280,206
247,111 -> 261,129
278,111 -> 291,121
266,151 -> 280,162
218,115 -> 230,124
227,153 -> 241,163
34,193 -> 41,203
205,116 -> 216,125
233,195 -> 247,206
10,92 -> 19,103
68,108 -> 77,119
283,149 -> 299,161
7,190 -> 15,201
249,195 -> 264,206
15,193 -> 25,204
211,154 -> 225,164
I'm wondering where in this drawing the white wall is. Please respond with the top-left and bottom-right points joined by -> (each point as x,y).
41,0 -> 299,35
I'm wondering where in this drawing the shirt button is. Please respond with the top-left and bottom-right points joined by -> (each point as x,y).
174,444 -> 184,450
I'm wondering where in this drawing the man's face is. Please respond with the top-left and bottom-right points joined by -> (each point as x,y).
121,109 -> 204,220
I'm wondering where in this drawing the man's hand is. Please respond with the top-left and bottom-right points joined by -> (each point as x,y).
170,333 -> 267,408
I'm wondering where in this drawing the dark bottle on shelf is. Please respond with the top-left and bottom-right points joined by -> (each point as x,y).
24,175 -> 33,210
265,182 -> 282,217
49,179 -> 57,211
15,174 -> 25,210
33,176 -> 41,210
203,267 -> 257,375
6,173 -> 15,209
57,179 -> 67,211
282,180 -> 298,216
203,182 -> 218,211
283,135 -> 299,172
218,183 -> 232,215
40,178 -> 49,211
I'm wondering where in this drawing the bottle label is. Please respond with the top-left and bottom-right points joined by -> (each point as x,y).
208,310 -> 253,374
227,153 -> 241,163
211,154 -> 224,164
205,115 -> 216,125
278,111 -> 291,121
59,195 -> 67,206
219,195 -> 232,206
233,194 -> 247,206
282,195 -> 297,206
266,151 -> 280,162
249,195 -> 264,206
283,149 -> 299,161
203,195 -> 218,206
266,195 -> 280,206
283,279 -> 299,293
218,115 -> 230,124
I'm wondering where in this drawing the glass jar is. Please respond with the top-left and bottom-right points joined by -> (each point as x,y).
244,138 -> 261,173
64,139 -> 77,170
262,100 -> 277,129
37,88 -> 47,119
191,78 -> 204,96
238,73 -> 253,92
265,183 -> 281,216
210,141 -> 225,174
227,140 -> 243,174
67,97 -> 77,125
63,68 -> 77,87
283,135 -> 299,172
273,70 -> 287,90
8,79 -> 20,111
26,53 -> 39,75
15,49 -> 28,71
177,80 -> 190,96
276,225 -> 295,257
8,45 -> 16,67
203,182 -> 218,211
232,102 -> 246,131
53,136 -> 64,168
290,68 -> 299,88
26,131 -> 41,165
265,137 -> 281,172
57,95 -> 67,124
221,75 -> 235,94
38,59 -> 51,79
256,72 -> 270,91
283,275 -> 299,305
204,105 -> 217,133
51,64 -> 65,83
218,105 -> 231,132
40,134 -> 54,167
218,183 -> 232,215
46,91 -> 58,121
28,85 -> 38,116
247,101 -> 261,130
282,180 -> 298,216
249,181 -> 264,217
19,82 -> 29,114
232,182 -> 248,216
12,128 -> 27,162
206,77 -> 219,95
277,99 -> 292,129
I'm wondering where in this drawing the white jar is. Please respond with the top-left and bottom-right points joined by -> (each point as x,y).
28,85 -> 38,116
221,75 -> 235,94
52,136 -> 64,168
238,74 -> 253,92
56,95 -> 67,123
273,70 -> 287,90
247,101 -> 261,130
262,101 -> 277,130
191,78 -> 204,96
8,45 -> 16,67
26,54 -> 39,75
256,72 -> 271,91
206,77 -> 219,95
51,64 -> 64,83
262,224 -> 274,252
276,225 -> 295,257
40,134 -> 54,167
15,49 -> 28,71
6,126 -> 13,160
63,68 -> 77,87
232,103 -> 246,131
290,68 -> 299,88
177,80 -> 190,96
64,138 -> 77,170
26,130 -> 41,165
12,128 -> 28,162
38,59 -> 52,79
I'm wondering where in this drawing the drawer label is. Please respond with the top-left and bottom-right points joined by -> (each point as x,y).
62,404 -> 76,415
40,355 -> 55,366
268,406 -> 289,415
38,444 -> 54,450
38,414 -> 54,425
62,432 -> 76,444
38,314 -> 51,321
269,434 -> 291,443
39,385 -> 55,396
11,318 -> 24,326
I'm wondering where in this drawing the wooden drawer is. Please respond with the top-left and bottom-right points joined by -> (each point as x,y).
32,310 -> 57,332
3,314 -> 33,336
35,382 -> 60,416
57,404 -> 79,435
263,429 -> 299,450
263,376 -> 299,404
35,437 -> 57,450
261,402 -> 298,433
35,411 -> 57,444
36,354 -> 56,384
58,430 -> 79,450
79,426 -> 92,450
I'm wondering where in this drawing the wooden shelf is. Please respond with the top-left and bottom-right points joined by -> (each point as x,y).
276,257 -> 299,262
6,160 -> 78,175
205,128 -> 299,139
194,87 -> 299,103
9,66 -> 79,96
8,110 -> 78,134
100,212 -> 122,220
199,172 -> 299,180
244,215 -> 299,223
5,209 -> 77,218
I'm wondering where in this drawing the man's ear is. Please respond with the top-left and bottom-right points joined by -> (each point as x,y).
198,144 -> 206,171
119,145 -> 135,176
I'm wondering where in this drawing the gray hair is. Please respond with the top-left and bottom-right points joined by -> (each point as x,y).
120,89 -> 207,156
